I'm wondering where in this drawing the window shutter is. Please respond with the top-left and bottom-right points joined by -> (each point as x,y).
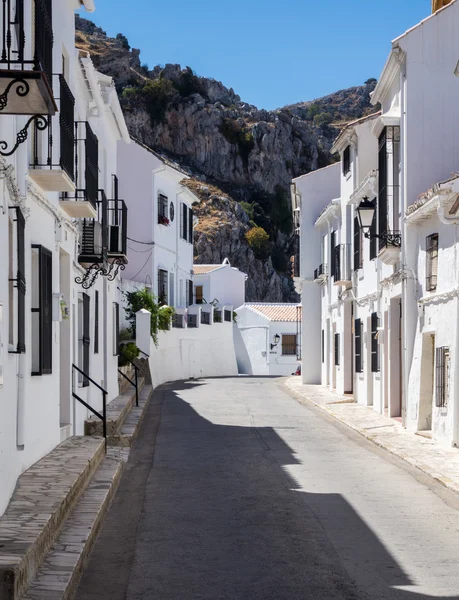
16,209 -> 26,354
330,231 -> 336,277
334,333 -> 340,366
94,290 -> 99,354
82,293 -> 90,386
369,199 -> 377,260
436,347 -> 444,407
355,319 -> 362,373
182,203 -> 188,241
188,207 -> 193,244
113,302 -> 120,356
188,279 -> 194,307
281,334 -> 297,356
343,146 -> 351,175
41,247 -> 52,374
180,202 -> 184,239
353,217 -> 361,271
371,312 -> 379,373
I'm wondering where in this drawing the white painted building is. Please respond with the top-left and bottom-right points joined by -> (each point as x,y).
193,259 -> 247,308
234,304 -> 302,376
117,139 -> 197,308
0,0 -> 130,514
294,0 -> 459,447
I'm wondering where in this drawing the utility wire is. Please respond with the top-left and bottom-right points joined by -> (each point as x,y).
127,236 -> 155,245
129,251 -> 153,281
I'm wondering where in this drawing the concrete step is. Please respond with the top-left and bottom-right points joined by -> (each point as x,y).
108,384 -> 153,447
0,437 -> 105,600
21,448 -> 128,600
84,377 -> 145,437
118,368 -> 134,395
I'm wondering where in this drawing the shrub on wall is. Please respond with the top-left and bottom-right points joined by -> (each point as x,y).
123,288 -> 174,346
245,226 -> 270,259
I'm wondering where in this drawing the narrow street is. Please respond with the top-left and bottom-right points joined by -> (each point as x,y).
76,377 -> 459,600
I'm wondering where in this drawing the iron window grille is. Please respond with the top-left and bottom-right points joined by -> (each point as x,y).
224,310 -> 232,322
31,244 -> 52,375
378,126 -> 401,251
426,233 -> 439,292
330,231 -> 336,278
186,279 -> 193,308
172,313 -> 185,328
180,202 -> 188,241
343,146 -> 351,175
435,347 -> 450,408
188,314 -> 198,328
8,207 -> 26,354
158,269 -> 168,305
214,309 -> 222,323
158,194 -> 169,225
195,285 -> 203,304
334,333 -> 340,366
81,294 -> 90,386
201,311 -> 210,325
108,176 -> 128,259
113,302 -> 120,356
78,190 -> 108,264
31,74 -> 75,180
354,217 -> 363,271
355,318 -> 363,373
188,206 -> 193,244
371,312 -> 379,373
282,334 -> 297,356
94,290 -> 99,354
334,244 -> 341,281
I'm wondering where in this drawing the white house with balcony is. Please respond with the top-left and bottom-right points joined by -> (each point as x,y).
117,139 -> 197,310
0,0 -> 130,516
234,304 -> 302,376
193,259 -> 247,308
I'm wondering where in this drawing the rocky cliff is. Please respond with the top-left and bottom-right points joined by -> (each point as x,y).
76,16 -> 377,301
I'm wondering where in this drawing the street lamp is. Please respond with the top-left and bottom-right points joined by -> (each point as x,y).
356,197 -> 376,237
270,334 -> 281,350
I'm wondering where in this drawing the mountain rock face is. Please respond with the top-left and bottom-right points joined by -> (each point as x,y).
75,16 -> 377,301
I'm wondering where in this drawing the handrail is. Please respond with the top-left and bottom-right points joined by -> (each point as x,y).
138,348 -> 150,359
118,350 -> 139,407
72,364 -> 107,450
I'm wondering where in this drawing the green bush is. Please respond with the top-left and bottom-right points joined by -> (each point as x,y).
246,226 -> 270,259
313,112 -> 332,128
239,201 -> 255,221
119,342 -> 139,367
306,103 -> 320,120
141,78 -> 176,125
123,288 -> 175,347
220,119 -> 254,169
122,86 -> 138,100
173,67 -> 206,98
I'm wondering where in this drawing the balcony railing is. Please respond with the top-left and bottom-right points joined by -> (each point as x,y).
313,264 -> 328,283
29,75 -> 75,192
60,121 -> 99,218
378,230 -> 401,266
0,0 -> 56,116
78,190 -> 108,266
333,244 -> 351,286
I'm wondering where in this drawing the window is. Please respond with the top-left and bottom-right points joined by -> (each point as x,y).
180,203 -> 188,241
158,269 -> 168,305
8,208 -> 26,353
78,294 -> 90,386
334,333 -> 340,366
378,127 -> 400,241
355,319 -> 363,373
321,329 -> 324,364
426,234 -> 438,292
186,279 -> 193,307
169,276 -> 175,307
113,302 -> 119,356
195,285 -> 203,304
436,347 -> 450,408
94,290 -> 99,354
224,310 -> 232,322
282,334 -> 297,356
371,312 -> 379,373
158,194 -> 169,225
353,217 -> 363,271
343,146 -> 351,176
31,245 -> 52,375
369,199 -> 377,260
330,231 -> 336,278
188,207 -> 193,244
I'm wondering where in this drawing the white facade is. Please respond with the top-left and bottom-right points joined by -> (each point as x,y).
295,0 -> 459,447
235,304 -> 302,376
117,140 -> 196,308
193,259 -> 247,308
0,0 -> 130,514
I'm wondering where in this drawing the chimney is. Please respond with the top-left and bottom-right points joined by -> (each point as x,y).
432,0 -> 453,13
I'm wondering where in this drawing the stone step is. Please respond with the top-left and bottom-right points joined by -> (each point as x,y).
0,437 -> 105,600
21,448 -> 127,600
84,377 -> 145,437
118,368 -> 134,395
108,384 -> 153,447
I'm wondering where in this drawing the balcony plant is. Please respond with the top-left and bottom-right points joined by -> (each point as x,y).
123,287 -> 175,346
158,215 -> 170,226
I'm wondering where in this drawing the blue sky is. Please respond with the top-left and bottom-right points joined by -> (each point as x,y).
82,0 -> 431,110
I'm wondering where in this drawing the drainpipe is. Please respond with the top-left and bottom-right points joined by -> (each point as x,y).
16,353 -> 25,449
103,276 -> 108,396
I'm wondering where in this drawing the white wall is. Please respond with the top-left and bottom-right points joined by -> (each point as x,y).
194,265 -> 246,309
136,310 -> 238,387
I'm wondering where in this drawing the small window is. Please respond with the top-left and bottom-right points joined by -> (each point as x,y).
113,302 -> 120,356
158,269 -> 168,305
169,276 -> 175,307
195,285 -> 203,304
330,231 -> 336,277
343,146 -> 351,176
187,279 -> 193,307
353,217 -> 363,271
426,234 -> 438,292
158,194 -> 169,225
334,333 -> 340,366
436,347 -> 450,408
369,199 -> 377,260
282,334 -> 297,356
180,203 -> 188,241
355,319 -> 363,373
31,245 -> 52,375
371,312 -> 379,373
94,290 -> 99,354
188,207 -> 193,244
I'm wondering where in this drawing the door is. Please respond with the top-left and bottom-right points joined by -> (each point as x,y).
59,250 -> 71,428
418,333 -> 434,431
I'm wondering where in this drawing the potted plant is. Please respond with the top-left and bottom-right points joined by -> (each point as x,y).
158,215 -> 170,226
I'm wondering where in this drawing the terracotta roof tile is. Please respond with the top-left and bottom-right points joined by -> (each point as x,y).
246,304 -> 302,322
193,265 -> 222,275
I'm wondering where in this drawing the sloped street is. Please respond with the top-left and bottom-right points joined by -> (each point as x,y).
76,377 -> 459,600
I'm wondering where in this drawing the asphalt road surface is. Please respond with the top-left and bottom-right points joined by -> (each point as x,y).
76,377 -> 459,600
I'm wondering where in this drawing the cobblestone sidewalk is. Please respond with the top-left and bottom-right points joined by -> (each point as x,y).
284,377 -> 459,495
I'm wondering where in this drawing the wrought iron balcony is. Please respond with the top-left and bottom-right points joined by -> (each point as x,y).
0,0 -> 56,116
378,230 -> 401,266
107,197 -> 128,265
78,190 -> 108,267
333,244 -> 351,286
60,121 -> 99,218
29,75 -> 75,192
313,263 -> 328,283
